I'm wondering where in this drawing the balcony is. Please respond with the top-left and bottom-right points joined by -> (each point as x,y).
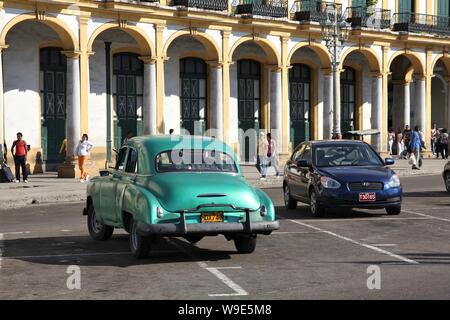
171,0 -> 228,11
393,13 -> 450,36
292,0 -> 342,23
234,0 -> 288,18
346,7 -> 391,29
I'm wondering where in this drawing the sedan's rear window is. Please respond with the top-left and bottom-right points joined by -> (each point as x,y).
315,144 -> 383,167
156,149 -> 238,173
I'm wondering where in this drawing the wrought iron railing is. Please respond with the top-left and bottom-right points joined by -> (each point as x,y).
171,0 -> 228,11
291,0 -> 342,23
234,0 -> 288,18
393,12 -> 450,36
346,6 -> 391,29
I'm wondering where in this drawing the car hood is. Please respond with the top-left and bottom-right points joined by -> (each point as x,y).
317,166 -> 393,183
145,173 -> 261,212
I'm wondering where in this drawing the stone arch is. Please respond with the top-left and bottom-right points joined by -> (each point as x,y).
287,42 -> 332,69
431,54 -> 450,77
339,47 -> 382,73
388,51 -> 425,78
88,22 -> 154,56
0,14 -> 77,50
229,36 -> 280,66
163,30 -> 220,61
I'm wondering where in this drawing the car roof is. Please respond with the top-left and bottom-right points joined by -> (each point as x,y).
309,140 -> 369,146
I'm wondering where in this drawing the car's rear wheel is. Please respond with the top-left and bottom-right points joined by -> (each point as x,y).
284,184 -> 297,210
445,171 -> 450,192
386,206 -> 401,215
234,234 -> 256,254
87,205 -> 114,241
129,218 -> 152,259
310,189 -> 325,218
185,235 -> 204,244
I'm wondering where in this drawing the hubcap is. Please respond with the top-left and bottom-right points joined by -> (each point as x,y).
310,192 -> 316,214
284,186 -> 290,204
131,224 -> 138,250
90,211 -> 103,233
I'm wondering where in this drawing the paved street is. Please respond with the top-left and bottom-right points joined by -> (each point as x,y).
1,174 -> 450,299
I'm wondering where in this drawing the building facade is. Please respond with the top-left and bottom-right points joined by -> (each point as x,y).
1,0 -> 450,175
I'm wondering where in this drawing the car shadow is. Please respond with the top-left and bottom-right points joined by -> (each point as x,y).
2,235 -> 235,267
402,191 -> 449,198
275,206 -> 386,220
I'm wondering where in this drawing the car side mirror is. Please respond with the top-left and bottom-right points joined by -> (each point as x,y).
297,160 -> 311,168
385,158 -> 395,166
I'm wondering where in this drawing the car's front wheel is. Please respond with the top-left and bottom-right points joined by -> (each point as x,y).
386,206 -> 401,215
87,205 -> 114,241
129,218 -> 152,259
234,234 -> 256,254
284,184 -> 297,210
445,171 -> 450,192
310,189 -> 325,218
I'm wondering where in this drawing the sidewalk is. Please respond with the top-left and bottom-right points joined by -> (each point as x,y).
0,158 -> 447,210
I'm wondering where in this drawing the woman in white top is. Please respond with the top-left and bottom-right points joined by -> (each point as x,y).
75,134 -> 94,182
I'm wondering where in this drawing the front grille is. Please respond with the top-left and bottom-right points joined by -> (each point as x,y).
348,182 -> 384,191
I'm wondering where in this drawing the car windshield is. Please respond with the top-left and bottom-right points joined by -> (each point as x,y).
155,149 -> 238,173
314,144 -> 383,168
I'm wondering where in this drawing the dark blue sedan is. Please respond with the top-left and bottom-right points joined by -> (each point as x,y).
283,140 -> 402,217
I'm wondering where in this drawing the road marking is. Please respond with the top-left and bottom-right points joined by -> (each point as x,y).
167,239 -> 248,297
292,217 -> 430,223
0,233 -> 4,271
283,217 -> 419,265
0,231 -> 31,235
402,210 -> 450,223
371,244 -> 398,247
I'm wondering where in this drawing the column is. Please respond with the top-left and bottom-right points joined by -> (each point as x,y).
0,47 -> 5,164
155,25 -> 165,134
415,77 -> 426,133
58,52 -> 81,178
140,57 -> 157,135
403,81 -> 411,128
209,63 -> 223,141
270,68 -> 282,153
323,70 -> 334,140
447,78 -> 450,130
371,74 -> 383,152
332,65 -> 341,138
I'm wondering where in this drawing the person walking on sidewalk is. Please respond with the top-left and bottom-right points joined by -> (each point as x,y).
75,134 -> 94,183
401,125 -> 412,159
11,132 -> 28,183
263,133 -> 281,179
258,132 -> 268,180
409,126 -> 422,170
388,128 -> 394,155
440,129 -> 449,159
431,123 -> 438,155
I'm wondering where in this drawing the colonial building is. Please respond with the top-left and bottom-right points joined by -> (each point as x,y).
1,0 -> 450,176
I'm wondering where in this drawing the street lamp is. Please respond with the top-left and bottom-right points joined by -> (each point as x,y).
320,4 -> 350,139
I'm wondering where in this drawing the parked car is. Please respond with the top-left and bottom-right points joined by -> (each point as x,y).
83,135 -> 279,258
283,140 -> 402,217
443,161 -> 450,192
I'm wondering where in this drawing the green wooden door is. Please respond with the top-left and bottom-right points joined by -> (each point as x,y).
352,0 -> 366,7
438,0 -> 449,16
40,47 -> 67,171
398,0 -> 413,13
238,60 -> 261,162
341,67 -> 356,138
289,64 -> 311,150
113,53 -> 144,149
180,57 -> 207,135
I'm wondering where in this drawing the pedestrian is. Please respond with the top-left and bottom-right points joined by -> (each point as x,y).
2,141 -> 7,164
396,128 -> 403,156
440,128 -> 449,159
431,123 -> 438,155
59,138 -> 67,159
409,126 -> 422,170
258,132 -> 268,180
75,134 -> 94,183
388,128 -> 394,155
263,133 -> 280,179
401,125 -> 412,159
10,132 -> 28,183
435,128 -> 442,159
122,131 -> 134,145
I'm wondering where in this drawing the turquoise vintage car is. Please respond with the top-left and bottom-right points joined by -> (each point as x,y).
83,135 -> 279,258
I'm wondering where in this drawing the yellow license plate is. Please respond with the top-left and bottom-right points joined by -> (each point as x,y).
201,212 -> 224,223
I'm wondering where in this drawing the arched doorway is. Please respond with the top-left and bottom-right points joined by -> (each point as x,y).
40,47 -> 67,170
289,63 -> 311,149
113,52 -> 144,149
237,59 -> 261,162
341,67 -> 356,138
179,57 -> 207,135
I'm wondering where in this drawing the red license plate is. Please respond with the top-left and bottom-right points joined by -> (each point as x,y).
359,192 -> 376,202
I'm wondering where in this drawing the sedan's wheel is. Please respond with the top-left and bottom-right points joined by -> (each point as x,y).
87,205 -> 114,241
445,172 -> 450,192
129,218 -> 151,259
234,234 -> 257,254
309,189 -> 325,218
386,206 -> 401,215
185,235 -> 204,244
284,185 -> 297,210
